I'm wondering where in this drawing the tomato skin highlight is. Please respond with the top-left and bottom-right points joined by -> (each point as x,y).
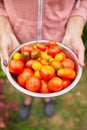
21,45 -> 34,53
48,77 -> 63,92
17,68 -> 34,87
25,76 -> 41,92
8,60 -> 24,74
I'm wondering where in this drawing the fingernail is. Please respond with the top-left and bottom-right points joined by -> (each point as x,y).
3,60 -> 8,67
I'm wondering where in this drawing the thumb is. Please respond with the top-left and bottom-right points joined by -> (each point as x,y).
10,33 -> 20,48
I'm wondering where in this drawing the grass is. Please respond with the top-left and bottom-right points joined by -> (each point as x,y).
1,64 -> 87,130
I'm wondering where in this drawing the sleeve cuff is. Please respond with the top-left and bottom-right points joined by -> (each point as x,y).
0,7 -> 8,17
71,7 -> 87,22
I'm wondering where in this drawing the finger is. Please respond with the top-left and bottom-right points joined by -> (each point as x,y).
10,33 -> 20,47
77,47 -> 85,67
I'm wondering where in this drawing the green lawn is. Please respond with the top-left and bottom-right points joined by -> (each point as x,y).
1,64 -> 87,130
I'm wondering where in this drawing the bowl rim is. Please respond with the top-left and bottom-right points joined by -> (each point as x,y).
5,40 -> 83,98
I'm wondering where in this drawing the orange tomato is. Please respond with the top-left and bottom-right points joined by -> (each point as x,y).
50,60 -> 62,71
55,52 -> 66,61
62,58 -> 75,69
39,65 -> 55,80
57,68 -> 76,80
48,77 -> 63,92
17,68 -> 34,87
25,76 -> 41,92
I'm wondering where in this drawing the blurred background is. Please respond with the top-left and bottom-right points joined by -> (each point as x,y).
0,23 -> 87,130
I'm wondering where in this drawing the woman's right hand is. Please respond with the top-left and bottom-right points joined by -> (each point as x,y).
0,16 -> 20,72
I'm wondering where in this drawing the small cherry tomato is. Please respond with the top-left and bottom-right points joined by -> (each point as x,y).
32,61 -> 42,71
25,59 -> 35,68
61,58 -> 75,69
39,65 -> 55,80
40,80 -> 50,93
21,45 -> 34,53
48,46 -> 60,57
25,76 -> 41,92
17,68 -> 34,87
13,52 -> 22,60
47,40 -> 56,47
48,77 -> 63,92
31,49 -> 41,59
55,52 -> 66,62
50,60 -> 62,71
8,59 -> 24,74
36,43 -> 46,51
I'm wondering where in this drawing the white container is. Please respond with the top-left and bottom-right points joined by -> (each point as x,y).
5,40 -> 82,98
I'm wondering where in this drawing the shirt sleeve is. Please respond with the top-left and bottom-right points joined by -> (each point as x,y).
0,0 -> 7,16
71,0 -> 87,21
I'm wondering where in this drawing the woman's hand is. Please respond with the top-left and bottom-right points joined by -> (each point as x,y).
62,16 -> 85,67
0,16 -> 20,72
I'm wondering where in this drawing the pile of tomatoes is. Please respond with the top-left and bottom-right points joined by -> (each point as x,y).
8,40 -> 76,94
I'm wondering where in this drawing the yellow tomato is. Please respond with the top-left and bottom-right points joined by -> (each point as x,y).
41,52 -> 48,59
13,52 -> 22,60
34,70 -> 41,79
55,52 -> 66,61
32,61 -> 42,71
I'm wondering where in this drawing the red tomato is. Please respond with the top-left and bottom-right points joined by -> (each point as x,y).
48,77 -> 63,92
25,59 -> 35,68
8,59 -> 24,74
39,65 -> 55,80
17,68 -> 34,87
62,58 -> 75,69
40,80 -> 50,93
37,43 -> 46,51
25,76 -> 41,92
62,80 -> 71,89
21,45 -> 34,53
47,40 -> 56,47
48,46 -> 60,57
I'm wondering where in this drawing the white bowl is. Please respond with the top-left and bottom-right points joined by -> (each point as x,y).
5,40 -> 82,98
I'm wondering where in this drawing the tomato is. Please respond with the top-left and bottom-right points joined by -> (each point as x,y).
55,52 -> 66,62
48,77 -> 63,92
32,61 -> 42,71
48,46 -> 60,57
13,52 -> 22,60
34,70 -> 41,79
25,59 -> 35,68
21,45 -> 34,53
21,51 -> 30,61
40,59 -> 49,66
41,52 -> 48,59
61,58 -> 75,69
40,80 -> 50,93
47,40 -> 56,47
62,80 -> 71,89
57,68 -> 76,80
17,68 -> 34,87
39,65 -> 55,80
36,43 -> 46,51
25,76 -> 41,92
31,49 -> 41,59
8,59 -> 24,74
50,60 -> 62,71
